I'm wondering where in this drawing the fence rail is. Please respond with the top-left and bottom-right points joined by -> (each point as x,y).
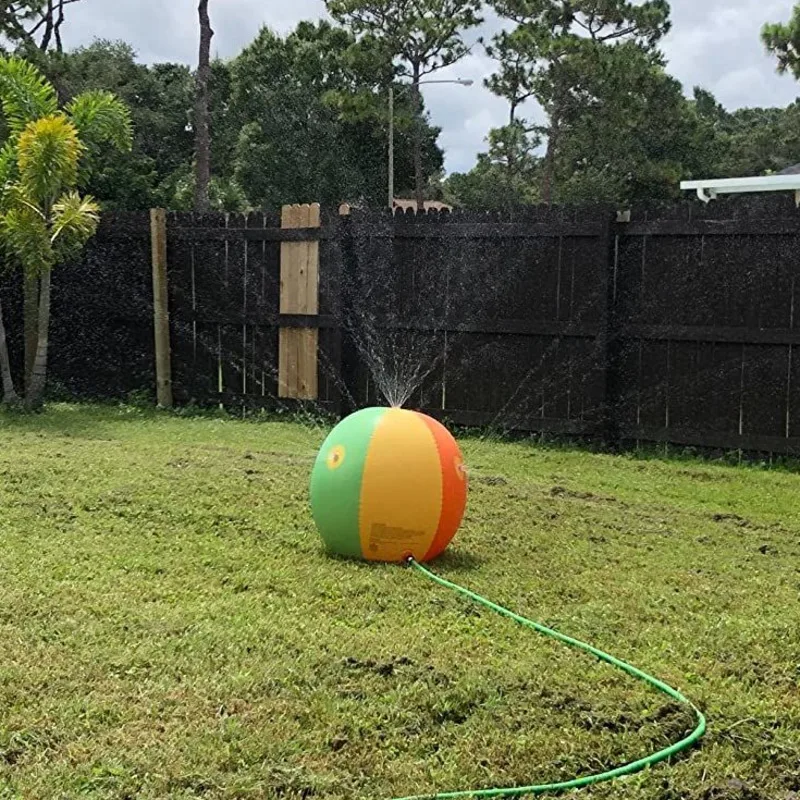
1,196 -> 798,455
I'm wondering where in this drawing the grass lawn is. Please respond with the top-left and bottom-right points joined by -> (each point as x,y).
0,404 -> 798,800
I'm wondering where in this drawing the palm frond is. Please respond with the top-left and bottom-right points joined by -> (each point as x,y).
0,140 -> 20,208
2,182 -> 46,219
66,90 -> 133,153
51,190 -> 100,260
0,56 -> 59,135
17,114 -> 84,206
0,202 -> 55,276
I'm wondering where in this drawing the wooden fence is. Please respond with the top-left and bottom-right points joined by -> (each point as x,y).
614,204 -> 799,453
0,197 -> 798,454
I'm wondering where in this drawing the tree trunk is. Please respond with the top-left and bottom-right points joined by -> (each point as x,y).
541,108 -> 560,205
39,0 -> 54,50
27,0 -> 81,52
25,268 -> 52,410
54,0 -> 66,52
194,0 -> 214,213
24,271 -> 39,391
412,64 -> 424,212
506,106 -> 517,210
0,295 -> 20,405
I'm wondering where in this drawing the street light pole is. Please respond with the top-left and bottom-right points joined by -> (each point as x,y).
387,78 -> 473,210
388,86 -> 394,210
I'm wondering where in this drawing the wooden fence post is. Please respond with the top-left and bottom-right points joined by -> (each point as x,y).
602,210 -> 622,446
278,203 -> 320,400
150,208 -> 173,408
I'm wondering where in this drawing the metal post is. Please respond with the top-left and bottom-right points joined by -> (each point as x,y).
150,208 -> 173,408
387,79 -> 471,210
388,86 -> 394,210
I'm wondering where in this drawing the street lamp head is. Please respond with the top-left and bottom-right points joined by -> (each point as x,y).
412,78 -> 476,87
387,76 -> 474,208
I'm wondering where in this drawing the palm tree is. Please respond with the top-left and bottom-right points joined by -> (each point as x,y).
0,292 -> 18,404
0,56 -> 132,409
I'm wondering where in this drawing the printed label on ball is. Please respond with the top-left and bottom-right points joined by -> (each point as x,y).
369,523 -> 427,555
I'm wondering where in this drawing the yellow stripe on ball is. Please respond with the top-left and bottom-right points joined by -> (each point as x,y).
358,408 -> 442,562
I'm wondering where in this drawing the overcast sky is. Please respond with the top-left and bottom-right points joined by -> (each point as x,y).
61,0 -> 800,174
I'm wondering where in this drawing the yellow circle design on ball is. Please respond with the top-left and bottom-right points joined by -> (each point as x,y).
327,445 -> 346,470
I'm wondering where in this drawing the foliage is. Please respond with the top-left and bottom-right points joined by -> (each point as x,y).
67,90 -> 134,154
326,0 -> 483,80
0,52 -> 57,133
553,46 -> 706,205
444,122 -> 541,209
17,113 -> 81,201
228,22 -> 443,208
449,44 -> 710,208
487,0 -> 671,201
0,54 -> 130,407
0,404 -> 799,798
690,90 -> 800,178
44,27 -> 444,211
4,3 -> 800,217
762,4 -> 800,79
46,41 -> 194,210
0,1 -> 42,44
0,0 -> 85,54
326,0 -> 480,205
50,190 -> 100,258
168,164 -> 248,213
484,28 -> 538,124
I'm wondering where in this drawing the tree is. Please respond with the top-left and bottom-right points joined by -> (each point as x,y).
194,0 -> 213,211
689,93 -> 800,179
0,1 -> 41,50
0,0 -> 85,53
484,28 -> 538,127
444,123 -> 541,209
0,276 -> 16,403
44,26 -> 438,214
326,0 -> 482,209
1,1 -> 87,381
489,0 -> 670,202
229,22 -> 443,209
551,44 -> 703,205
46,41 -> 196,210
472,33 -> 542,208
0,55 -> 131,408
763,5 -> 800,78
457,41 -> 716,208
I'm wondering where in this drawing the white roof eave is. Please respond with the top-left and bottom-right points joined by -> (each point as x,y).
680,174 -> 800,204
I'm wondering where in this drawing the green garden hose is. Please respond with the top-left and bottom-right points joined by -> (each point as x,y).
393,558 -> 707,800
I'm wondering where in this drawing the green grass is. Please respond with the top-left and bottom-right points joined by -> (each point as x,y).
0,404 -> 798,800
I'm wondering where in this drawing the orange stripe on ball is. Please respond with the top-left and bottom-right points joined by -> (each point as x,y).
418,413 -> 468,562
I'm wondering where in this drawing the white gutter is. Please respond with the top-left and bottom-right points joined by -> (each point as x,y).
681,174 -> 800,204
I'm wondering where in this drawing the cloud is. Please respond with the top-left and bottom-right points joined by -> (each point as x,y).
663,0 -> 798,111
61,0 -> 800,173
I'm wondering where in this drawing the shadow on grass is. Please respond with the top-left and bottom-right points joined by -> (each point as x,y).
0,400 -> 333,441
319,547 -> 485,575
428,548 -> 485,573
0,402 -> 160,439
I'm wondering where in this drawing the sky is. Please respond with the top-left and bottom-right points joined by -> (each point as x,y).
61,0 -> 800,174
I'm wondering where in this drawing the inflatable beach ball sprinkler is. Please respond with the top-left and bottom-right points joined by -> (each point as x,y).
310,407 -> 468,563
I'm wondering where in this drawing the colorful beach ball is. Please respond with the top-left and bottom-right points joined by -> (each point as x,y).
310,407 -> 468,563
